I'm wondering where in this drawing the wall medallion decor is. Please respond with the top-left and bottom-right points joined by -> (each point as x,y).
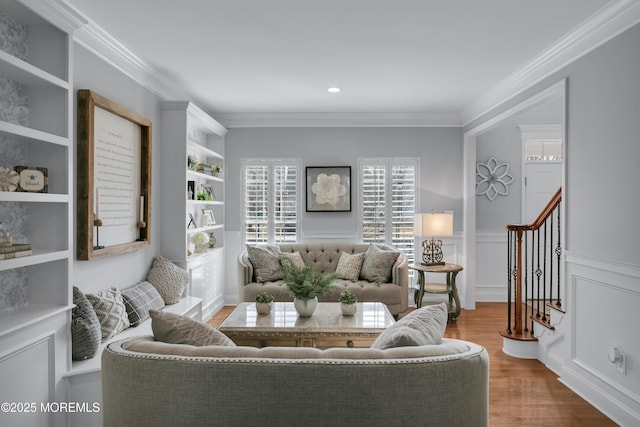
476,157 -> 514,201
77,89 -> 152,260
306,166 -> 351,212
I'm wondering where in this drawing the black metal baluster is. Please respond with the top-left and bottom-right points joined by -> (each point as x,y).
535,228 -> 541,319
542,219 -> 548,323
506,230 -> 512,335
524,231 -> 529,333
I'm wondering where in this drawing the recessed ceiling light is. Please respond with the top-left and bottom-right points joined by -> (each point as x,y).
327,87 -> 341,93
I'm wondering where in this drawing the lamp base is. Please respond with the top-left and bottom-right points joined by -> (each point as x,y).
421,261 -> 445,266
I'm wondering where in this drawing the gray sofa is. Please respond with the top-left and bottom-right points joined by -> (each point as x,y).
238,242 -> 409,315
102,336 -> 489,427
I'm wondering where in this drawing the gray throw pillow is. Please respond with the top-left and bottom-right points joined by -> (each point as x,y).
280,251 -> 305,269
371,303 -> 448,349
86,288 -> 130,342
360,244 -> 400,283
150,309 -> 235,347
335,252 -> 365,281
146,255 -> 189,304
71,286 -> 102,360
247,245 -> 283,282
121,281 -> 165,327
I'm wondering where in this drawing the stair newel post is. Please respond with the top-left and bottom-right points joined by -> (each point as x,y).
506,230 -> 512,335
514,229 -> 524,335
556,205 -> 562,308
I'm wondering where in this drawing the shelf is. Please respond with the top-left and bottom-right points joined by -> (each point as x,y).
0,192 -> 69,203
187,140 -> 223,160
0,249 -> 70,272
188,200 -> 224,206
187,169 -> 224,182
0,120 -> 70,147
186,224 -> 224,235
0,304 -> 72,338
0,50 -> 69,89
187,247 -> 224,261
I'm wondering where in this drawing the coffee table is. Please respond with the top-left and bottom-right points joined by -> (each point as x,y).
218,302 -> 395,349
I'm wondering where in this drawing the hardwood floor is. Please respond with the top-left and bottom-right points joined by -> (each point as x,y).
208,302 -> 616,426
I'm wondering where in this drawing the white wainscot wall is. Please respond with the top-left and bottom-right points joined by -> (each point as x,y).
475,231 -> 508,302
558,253 -> 640,426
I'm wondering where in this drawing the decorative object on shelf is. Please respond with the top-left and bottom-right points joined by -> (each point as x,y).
255,292 -> 274,315
187,213 -> 197,229
77,89 -> 152,260
191,231 -> 209,253
187,180 -> 195,200
0,235 -> 31,260
200,209 -> 216,227
306,166 -> 351,212
14,166 -> 48,193
201,184 -> 214,200
187,154 -> 199,171
339,290 -> 358,316
0,167 -> 19,191
212,164 -> 222,177
207,232 -> 216,248
476,157 -> 514,201
281,262 -> 336,317
414,211 -> 453,266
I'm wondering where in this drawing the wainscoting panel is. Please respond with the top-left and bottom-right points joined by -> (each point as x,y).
475,231 -> 508,302
560,253 -> 640,425
0,333 -> 54,427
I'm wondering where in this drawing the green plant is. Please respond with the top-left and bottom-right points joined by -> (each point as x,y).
338,290 -> 357,305
280,263 -> 336,301
255,292 -> 275,304
196,191 -> 211,201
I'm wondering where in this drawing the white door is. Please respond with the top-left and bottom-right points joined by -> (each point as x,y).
524,162 -> 562,223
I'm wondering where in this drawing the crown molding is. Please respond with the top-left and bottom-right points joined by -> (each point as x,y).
214,112 -> 463,128
18,0 -> 87,32
161,101 -> 228,136
517,124 -> 562,141
461,0 -> 640,126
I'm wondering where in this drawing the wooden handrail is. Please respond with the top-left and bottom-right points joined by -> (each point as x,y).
506,187 -> 562,232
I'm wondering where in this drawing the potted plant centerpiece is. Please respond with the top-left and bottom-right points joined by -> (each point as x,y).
281,262 -> 336,317
338,290 -> 358,316
255,292 -> 274,315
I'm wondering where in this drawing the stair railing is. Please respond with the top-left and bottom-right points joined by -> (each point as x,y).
502,187 -> 562,339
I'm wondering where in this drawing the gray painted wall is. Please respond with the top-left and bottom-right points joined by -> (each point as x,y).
224,127 -> 464,238
73,44 -> 163,293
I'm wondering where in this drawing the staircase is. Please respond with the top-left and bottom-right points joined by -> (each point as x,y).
501,187 -> 565,359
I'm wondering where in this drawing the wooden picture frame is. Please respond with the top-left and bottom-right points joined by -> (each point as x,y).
306,166 -> 351,212
77,89 -> 152,260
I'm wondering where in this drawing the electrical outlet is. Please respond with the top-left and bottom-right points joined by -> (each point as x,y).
608,348 -> 626,374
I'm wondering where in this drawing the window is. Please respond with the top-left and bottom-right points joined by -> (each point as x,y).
359,158 -> 418,265
243,159 -> 300,244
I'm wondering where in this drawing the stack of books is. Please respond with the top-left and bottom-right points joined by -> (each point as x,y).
0,236 -> 32,260
197,164 -> 212,175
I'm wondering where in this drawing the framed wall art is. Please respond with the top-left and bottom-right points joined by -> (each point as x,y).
306,166 -> 351,212
77,89 -> 152,260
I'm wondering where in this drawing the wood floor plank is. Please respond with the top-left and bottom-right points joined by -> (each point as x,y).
209,302 -> 615,426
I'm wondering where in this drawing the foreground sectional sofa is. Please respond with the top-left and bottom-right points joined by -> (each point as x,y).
238,242 -> 409,315
102,336 -> 489,426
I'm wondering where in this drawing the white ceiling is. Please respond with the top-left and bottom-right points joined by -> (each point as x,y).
64,0 -> 625,125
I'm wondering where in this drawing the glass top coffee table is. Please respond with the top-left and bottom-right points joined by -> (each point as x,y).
218,302 -> 395,349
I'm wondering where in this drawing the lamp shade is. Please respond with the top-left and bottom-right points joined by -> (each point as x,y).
414,212 -> 453,237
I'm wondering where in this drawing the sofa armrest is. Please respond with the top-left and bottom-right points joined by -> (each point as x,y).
391,252 -> 409,312
238,249 -> 253,302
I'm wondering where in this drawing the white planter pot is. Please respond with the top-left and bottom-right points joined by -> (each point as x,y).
294,297 -> 318,317
255,302 -> 272,315
341,303 -> 357,316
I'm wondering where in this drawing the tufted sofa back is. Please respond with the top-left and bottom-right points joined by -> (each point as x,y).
278,242 -> 375,275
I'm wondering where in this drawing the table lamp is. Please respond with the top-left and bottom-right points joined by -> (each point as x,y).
414,211 -> 453,265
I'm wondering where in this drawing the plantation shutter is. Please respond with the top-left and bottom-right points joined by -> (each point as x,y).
391,164 -> 416,265
361,164 -> 386,244
244,165 -> 269,244
273,164 -> 298,242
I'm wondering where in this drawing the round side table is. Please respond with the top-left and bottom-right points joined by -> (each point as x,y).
410,263 -> 463,321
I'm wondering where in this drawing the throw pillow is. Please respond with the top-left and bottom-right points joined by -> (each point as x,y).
280,251 -> 305,269
247,244 -> 283,282
146,255 -> 189,304
86,288 -> 130,342
71,286 -> 102,360
335,252 -> 365,281
360,244 -> 400,283
121,281 -> 165,327
149,309 -> 236,347
371,303 -> 448,350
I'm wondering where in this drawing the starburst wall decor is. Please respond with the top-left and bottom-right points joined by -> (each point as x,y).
476,157 -> 514,201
